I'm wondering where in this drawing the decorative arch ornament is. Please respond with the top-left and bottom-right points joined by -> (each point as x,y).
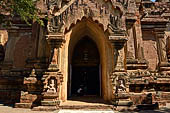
46,0 -> 127,35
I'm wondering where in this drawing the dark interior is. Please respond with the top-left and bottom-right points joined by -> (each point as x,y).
71,36 -> 100,96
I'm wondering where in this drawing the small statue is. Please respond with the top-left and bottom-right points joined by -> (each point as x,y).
47,16 -> 65,33
48,0 -> 62,11
108,13 -> 125,34
47,78 -> 56,93
109,14 -> 120,30
117,79 -> 126,92
30,69 -> 36,77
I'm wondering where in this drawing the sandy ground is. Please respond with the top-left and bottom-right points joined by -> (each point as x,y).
0,106 -> 54,113
1,106 -> 170,113
0,102 -> 170,113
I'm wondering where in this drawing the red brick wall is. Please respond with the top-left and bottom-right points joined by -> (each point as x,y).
142,30 -> 159,71
13,34 -> 35,68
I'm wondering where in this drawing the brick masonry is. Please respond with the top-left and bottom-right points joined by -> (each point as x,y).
0,0 -> 170,111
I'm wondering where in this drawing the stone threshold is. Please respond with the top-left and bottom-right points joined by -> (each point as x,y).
59,104 -> 114,110
58,110 -> 115,113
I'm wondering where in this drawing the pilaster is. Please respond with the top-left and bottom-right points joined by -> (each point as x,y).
109,32 -> 133,108
109,34 -> 127,72
126,12 -> 148,71
154,28 -> 170,74
33,33 -> 65,111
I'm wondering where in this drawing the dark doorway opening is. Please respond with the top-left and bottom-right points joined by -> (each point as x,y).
71,36 -> 100,96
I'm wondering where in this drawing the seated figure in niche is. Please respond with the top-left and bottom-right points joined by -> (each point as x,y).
47,78 -> 57,93
117,79 -> 126,92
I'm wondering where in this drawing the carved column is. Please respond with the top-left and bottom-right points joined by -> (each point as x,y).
109,34 -> 133,107
126,1 -> 148,71
155,28 -> 170,74
46,33 -> 64,70
126,21 -> 148,70
155,28 -> 167,63
126,21 -> 136,60
109,35 -> 127,72
33,33 -> 65,110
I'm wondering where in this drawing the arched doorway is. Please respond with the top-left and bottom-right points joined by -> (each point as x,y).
71,36 -> 100,96
62,18 -> 113,102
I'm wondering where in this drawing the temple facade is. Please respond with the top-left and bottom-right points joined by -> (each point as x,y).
0,0 -> 170,110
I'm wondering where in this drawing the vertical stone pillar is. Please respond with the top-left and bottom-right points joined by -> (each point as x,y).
154,28 -> 170,74
126,22 -> 136,60
109,35 -> 127,72
33,33 -> 65,111
155,28 -> 167,63
133,20 -> 144,60
46,34 -> 64,69
109,34 -> 133,107
126,2 -> 148,71
126,21 -> 148,70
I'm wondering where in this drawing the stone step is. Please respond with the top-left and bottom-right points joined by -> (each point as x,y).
0,103 -> 4,106
32,106 -> 58,111
111,100 -> 133,106
15,103 -> 32,108
59,105 -> 114,110
58,110 -> 115,113
32,104 -> 114,111
115,106 -> 136,111
41,100 -> 60,106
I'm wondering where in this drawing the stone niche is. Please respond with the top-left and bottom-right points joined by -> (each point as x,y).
41,76 -> 60,106
34,68 -> 63,110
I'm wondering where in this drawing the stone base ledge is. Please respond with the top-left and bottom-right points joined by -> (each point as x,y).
118,101 -> 133,106
15,103 -> 32,108
116,93 -> 130,99
42,92 -> 59,98
32,106 -> 58,111
160,67 -> 170,71
126,64 -> 148,70
115,106 -> 136,111
41,100 -> 60,106
112,100 -> 133,106
59,105 -> 114,110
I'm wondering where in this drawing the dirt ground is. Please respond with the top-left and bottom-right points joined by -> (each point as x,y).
1,105 -> 170,113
